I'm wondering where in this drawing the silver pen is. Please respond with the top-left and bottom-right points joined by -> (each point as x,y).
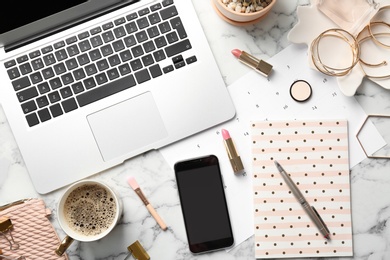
274,161 -> 331,240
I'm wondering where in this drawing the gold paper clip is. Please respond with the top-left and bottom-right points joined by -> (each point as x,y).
0,248 -> 26,260
0,216 -> 20,250
126,240 -> 150,260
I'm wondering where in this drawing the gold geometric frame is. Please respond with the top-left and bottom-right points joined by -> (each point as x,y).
356,114 -> 390,159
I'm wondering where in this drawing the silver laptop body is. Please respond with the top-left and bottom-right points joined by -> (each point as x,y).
0,0 -> 235,193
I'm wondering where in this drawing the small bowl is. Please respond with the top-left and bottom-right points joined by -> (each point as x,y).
212,0 -> 276,25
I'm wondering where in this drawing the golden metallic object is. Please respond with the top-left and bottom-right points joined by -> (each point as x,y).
127,240 -> 150,260
356,114 -> 390,159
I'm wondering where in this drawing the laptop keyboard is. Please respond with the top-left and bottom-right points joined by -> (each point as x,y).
4,0 -> 197,127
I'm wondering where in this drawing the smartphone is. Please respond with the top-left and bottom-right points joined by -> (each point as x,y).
174,155 -> 234,254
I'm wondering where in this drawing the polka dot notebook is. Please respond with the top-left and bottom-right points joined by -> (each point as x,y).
251,119 -> 353,258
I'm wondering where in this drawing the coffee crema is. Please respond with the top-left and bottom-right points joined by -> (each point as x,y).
64,184 -> 117,236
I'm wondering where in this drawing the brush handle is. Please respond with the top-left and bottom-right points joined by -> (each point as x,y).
146,204 -> 167,230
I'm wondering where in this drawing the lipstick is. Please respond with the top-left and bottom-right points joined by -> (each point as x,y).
231,49 -> 273,77
222,129 -> 245,175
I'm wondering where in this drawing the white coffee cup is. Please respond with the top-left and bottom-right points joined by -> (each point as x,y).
55,180 -> 123,256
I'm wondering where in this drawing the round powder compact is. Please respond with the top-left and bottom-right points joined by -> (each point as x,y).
290,80 -> 312,102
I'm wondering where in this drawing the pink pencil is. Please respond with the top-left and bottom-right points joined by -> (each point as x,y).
127,177 -> 167,231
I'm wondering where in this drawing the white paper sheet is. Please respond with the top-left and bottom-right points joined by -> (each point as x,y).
160,44 -> 386,249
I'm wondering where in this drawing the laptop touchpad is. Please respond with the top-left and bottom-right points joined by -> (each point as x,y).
87,92 -> 168,161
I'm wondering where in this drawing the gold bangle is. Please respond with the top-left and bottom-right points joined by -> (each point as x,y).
310,28 -> 360,77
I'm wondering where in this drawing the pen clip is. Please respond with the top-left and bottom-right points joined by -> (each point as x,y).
311,206 -> 330,234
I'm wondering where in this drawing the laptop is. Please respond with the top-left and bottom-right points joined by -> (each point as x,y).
0,0 -> 235,194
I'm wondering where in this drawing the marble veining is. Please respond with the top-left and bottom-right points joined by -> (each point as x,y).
1,0 -> 390,259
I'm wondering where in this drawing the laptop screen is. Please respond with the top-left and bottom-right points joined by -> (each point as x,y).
0,0 -> 135,51
1,1 -> 88,34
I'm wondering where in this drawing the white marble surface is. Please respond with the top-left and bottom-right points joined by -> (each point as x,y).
1,0 -> 390,259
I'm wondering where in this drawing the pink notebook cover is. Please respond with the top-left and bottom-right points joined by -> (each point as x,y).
251,119 -> 353,258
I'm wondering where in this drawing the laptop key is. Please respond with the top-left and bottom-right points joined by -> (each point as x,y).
7,67 -> 20,80
73,68 -> 86,81
50,77 -> 62,90
165,39 -> 192,57
21,100 -> 37,114
29,50 -> 41,59
60,87 -> 73,99
91,35 -> 103,47
101,45 -> 113,56
41,46 -> 53,54
125,21 -> 138,34
102,22 -> 114,30
19,63 -> 32,75
38,108 -> 51,122
31,58 -> 44,70
118,64 -> 131,75
5,59 -> 16,68
37,82 -> 50,94
17,55 -> 29,64
137,17 -> 149,29
61,73 -> 74,85
77,74 -> 136,107
49,103 -> 63,117
102,31 -> 115,43
83,77 -> 97,89
26,113 -> 39,127
78,31 -> 90,40
163,65 -> 174,73
78,40 -> 91,52
43,53 -> 56,66
89,49 -> 102,61
65,58 -> 78,70
85,64 -> 98,76
170,17 -> 187,39
90,27 -> 102,35
113,26 -> 126,38
36,96 -> 49,108
77,53 -> 90,66
130,59 -> 143,71
97,59 -> 109,71
95,73 -> 108,85
42,67 -> 55,79
160,6 -> 178,20
150,3 -> 162,11
126,12 -> 138,21
124,35 -> 137,47
107,68 -> 120,80
162,0 -> 174,7
53,63 -> 67,75
112,40 -> 125,52
149,64 -> 162,78
67,44 -> 80,57
48,91 -> 61,103
114,17 -> 126,26
186,55 -> 197,64
30,72 -> 43,84
55,49 -> 68,61
62,98 -> 78,113
54,41 -> 65,49
17,87 -> 38,102
135,69 -> 151,84
12,76 -> 31,91
138,7 -> 150,16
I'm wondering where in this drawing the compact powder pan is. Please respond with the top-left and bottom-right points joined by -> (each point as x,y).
290,80 -> 312,102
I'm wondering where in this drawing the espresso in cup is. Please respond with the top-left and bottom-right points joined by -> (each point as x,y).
63,183 -> 117,236
56,180 -> 122,256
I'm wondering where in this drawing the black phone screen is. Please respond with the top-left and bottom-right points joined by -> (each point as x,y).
175,155 -> 234,253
